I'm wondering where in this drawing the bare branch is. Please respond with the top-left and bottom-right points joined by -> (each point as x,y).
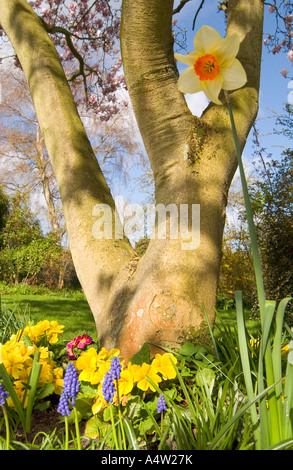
192,0 -> 206,29
173,0 -> 192,14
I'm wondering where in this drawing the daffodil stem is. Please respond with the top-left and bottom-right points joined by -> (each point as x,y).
224,90 -> 266,322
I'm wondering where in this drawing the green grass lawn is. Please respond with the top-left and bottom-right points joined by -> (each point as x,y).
1,288 -> 261,348
0,292 -> 98,345
215,307 -> 261,338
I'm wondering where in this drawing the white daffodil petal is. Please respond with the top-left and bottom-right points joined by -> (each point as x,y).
177,66 -> 201,94
200,75 -> 223,105
221,59 -> 247,90
174,51 -> 201,66
211,34 -> 240,68
193,25 -> 222,55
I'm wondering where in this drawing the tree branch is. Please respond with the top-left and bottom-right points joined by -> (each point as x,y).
173,0 -> 192,15
192,0 -> 206,30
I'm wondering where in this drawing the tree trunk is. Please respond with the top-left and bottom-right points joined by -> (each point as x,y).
35,124 -> 60,236
0,0 -> 264,359
115,0 -> 264,357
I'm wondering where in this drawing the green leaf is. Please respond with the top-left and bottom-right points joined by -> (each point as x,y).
129,342 -> 150,366
178,342 -> 198,357
36,382 -> 55,400
79,382 -> 98,396
196,367 -> 216,387
0,363 -> 26,428
21,334 -> 33,347
85,415 -> 111,440
74,395 -> 93,419
288,341 -> 293,365
122,417 -> 140,450
34,400 -> 52,412
138,415 -> 156,436
25,352 -> 42,432
209,380 -> 282,450
124,395 -> 141,420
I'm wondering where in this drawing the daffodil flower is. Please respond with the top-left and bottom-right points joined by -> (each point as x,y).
175,25 -> 247,104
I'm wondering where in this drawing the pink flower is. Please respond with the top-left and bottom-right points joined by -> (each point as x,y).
76,335 -> 95,349
66,347 -> 76,359
66,335 -> 95,359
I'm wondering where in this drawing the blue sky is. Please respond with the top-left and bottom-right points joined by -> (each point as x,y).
174,0 -> 292,158
174,0 -> 293,229
118,1 -> 292,210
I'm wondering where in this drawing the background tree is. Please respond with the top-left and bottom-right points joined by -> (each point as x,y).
0,190 -> 77,288
0,187 -> 9,247
0,0 -> 265,359
218,224 -> 256,309
248,150 -> 293,304
218,104 -> 293,312
0,70 -> 65,241
0,68 -> 144,244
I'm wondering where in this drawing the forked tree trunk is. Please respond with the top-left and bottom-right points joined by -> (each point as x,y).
0,0 -> 264,358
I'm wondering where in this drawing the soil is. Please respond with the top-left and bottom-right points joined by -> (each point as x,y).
17,406 -> 65,444
2,396 -> 87,449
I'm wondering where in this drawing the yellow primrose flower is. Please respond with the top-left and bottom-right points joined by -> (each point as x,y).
92,384 -> 109,414
151,353 -> 177,380
97,347 -> 120,361
76,347 -> 99,370
27,320 -> 50,343
281,344 -> 289,355
1,348 -> 25,380
79,368 -> 101,385
175,25 -> 247,104
38,346 -> 50,360
7,380 -> 28,409
46,321 -> 64,344
19,320 -> 64,345
118,366 -> 135,396
38,361 -> 55,386
133,363 -> 162,392
76,347 -> 111,384
53,367 -> 64,394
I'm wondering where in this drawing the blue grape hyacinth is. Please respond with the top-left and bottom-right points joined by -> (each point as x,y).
0,383 -> 8,405
57,391 -> 71,417
157,393 -> 167,414
57,362 -> 80,416
102,372 -> 116,403
109,356 -> 122,381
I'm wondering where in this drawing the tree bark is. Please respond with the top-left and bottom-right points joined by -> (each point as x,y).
0,0 -> 264,359
0,0 -> 135,344
118,0 -> 264,356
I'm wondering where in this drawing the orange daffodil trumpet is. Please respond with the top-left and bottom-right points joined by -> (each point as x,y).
175,25 -> 247,104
